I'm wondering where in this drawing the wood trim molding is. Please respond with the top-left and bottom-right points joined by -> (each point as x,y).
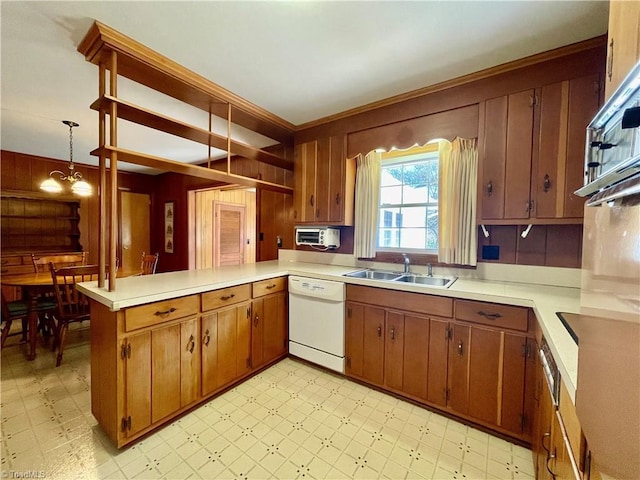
297,35 -> 607,131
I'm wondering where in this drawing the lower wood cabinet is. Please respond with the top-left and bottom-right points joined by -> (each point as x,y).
90,277 -> 288,448
345,284 -> 534,442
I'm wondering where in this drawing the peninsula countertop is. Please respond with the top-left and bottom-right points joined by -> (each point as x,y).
78,259 -> 580,402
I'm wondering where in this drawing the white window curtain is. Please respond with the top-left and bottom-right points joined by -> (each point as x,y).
353,150 -> 382,258
438,137 -> 478,266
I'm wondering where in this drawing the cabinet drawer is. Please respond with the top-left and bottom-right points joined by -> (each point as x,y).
455,300 -> 528,332
201,283 -> 251,311
125,295 -> 199,332
252,277 -> 286,298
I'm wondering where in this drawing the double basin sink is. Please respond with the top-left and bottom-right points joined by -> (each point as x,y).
343,269 -> 457,288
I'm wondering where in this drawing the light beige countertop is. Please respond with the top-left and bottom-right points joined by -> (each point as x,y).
78,259 -> 580,402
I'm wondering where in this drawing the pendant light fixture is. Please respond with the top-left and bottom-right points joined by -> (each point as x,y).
40,120 -> 93,197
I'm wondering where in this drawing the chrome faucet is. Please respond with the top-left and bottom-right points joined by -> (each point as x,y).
427,263 -> 433,277
402,253 -> 410,273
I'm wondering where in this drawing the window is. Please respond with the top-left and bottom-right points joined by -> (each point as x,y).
378,145 -> 439,252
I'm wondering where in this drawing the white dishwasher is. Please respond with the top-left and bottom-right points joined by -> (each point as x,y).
288,276 -> 346,373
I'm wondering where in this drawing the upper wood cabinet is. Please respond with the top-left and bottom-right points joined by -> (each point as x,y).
293,136 -> 355,225
605,1 -> 640,101
479,73 -> 602,224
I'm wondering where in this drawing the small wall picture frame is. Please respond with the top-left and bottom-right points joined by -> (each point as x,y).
164,201 -> 174,253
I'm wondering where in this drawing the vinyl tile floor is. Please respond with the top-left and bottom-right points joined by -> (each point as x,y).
1,327 -> 535,479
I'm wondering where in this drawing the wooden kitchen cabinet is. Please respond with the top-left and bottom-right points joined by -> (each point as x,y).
121,331 -> 152,438
479,73 -> 603,223
345,302 -> 385,385
293,135 -> 355,225
251,277 -> 288,369
605,0 -> 640,101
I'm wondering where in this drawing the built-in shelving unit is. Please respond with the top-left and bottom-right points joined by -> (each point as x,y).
77,21 -> 297,290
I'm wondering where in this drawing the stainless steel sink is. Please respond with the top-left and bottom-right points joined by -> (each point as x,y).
393,274 -> 456,288
343,269 -> 456,288
343,269 -> 403,280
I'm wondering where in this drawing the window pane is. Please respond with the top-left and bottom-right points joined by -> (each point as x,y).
399,206 -> 426,228
426,206 -> 438,250
381,166 -> 402,187
379,228 -> 400,248
399,228 -> 426,249
379,207 -> 400,228
380,186 -> 402,206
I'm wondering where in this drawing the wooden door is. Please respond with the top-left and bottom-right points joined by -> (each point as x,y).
467,326 -> 501,425
345,302 -> 364,377
151,323 -> 181,423
236,302 -> 251,377
120,192 -> 150,271
402,314 -> 429,401
501,333 -> 528,434
328,135 -> 352,224
605,0 -> 640,100
201,312 -> 218,396
504,90 -> 535,219
448,323 -> 470,415
216,305 -> 238,388
427,318 -> 449,407
293,141 -> 318,222
315,137 -> 331,222
534,74 -> 600,219
251,298 -> 264,368
384,311 -> 404,391
124,332 -> 151,437
480,96 -> 508,220
363,306 -> 385,386
180,317 -> 200,407
214,201 -> 245,267
262,292 -> 287,364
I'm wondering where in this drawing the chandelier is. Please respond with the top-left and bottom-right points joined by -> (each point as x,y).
40,120 -> 93,197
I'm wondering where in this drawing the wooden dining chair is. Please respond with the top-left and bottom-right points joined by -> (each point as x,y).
32,252 -> 86,273
1,291 -> 57,348
141,252 -> 159,275
49,263 -> 99,366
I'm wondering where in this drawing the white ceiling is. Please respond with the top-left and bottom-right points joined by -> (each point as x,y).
1,1 -> 609,173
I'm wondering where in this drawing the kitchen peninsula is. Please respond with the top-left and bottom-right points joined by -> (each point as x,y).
79,256 -> 580,449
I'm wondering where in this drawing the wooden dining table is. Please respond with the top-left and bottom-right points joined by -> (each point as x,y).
1,269 -> 142,360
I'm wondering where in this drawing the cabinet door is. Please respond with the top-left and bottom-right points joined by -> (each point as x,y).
251,298 -> 264,368
345,302 -> 385,385
217,306 -> 239,387
403,314 -> 430,401
535,368 -> 556,480
201,312 -> 219,396
293,141 -> 317,222
262,292 -> 287,364
124,332 -> 151,437
500,333 -> 527,433
534,74 -> 601,219
605,0 -> 640,101
480,96 -> 508,220
427,318 -> 449,407
315,137 -> 331,223
448,323 -> 471,414
181,317 -> 200,407
550,411 -> 574,480
151,323 -> 181,423
384,311 -> 405,391
328,135 -> 354,225
467,326 -> 501,424
504,90 -> 535,219
236,303 -> 252,378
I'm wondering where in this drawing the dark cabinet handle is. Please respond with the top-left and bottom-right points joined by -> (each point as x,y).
254,315 -> 259,327
309,194 -> 314,207
487,181 -> 493,196
607,38 -> 614,81
477,311 -> 502,320
377,325 -> 382,337
154,307 -> 177,317
266,284 -> 277,290
546,448 -> 557,478
543,174 -> 551,192
335,192 -> 341,205
390,327 -> 395,341
457,341 -> 464,356
187,334 -> 195,353
220,294 -> 235,301
203,329 -> 211,347
542,432 -> 551,454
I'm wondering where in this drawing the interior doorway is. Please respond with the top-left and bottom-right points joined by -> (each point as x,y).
120,191 -> 151,271
190,188 -> 256,269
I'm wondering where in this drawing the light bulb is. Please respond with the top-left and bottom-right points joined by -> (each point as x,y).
40,177 -> 63,193
71,180 -> 93,197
